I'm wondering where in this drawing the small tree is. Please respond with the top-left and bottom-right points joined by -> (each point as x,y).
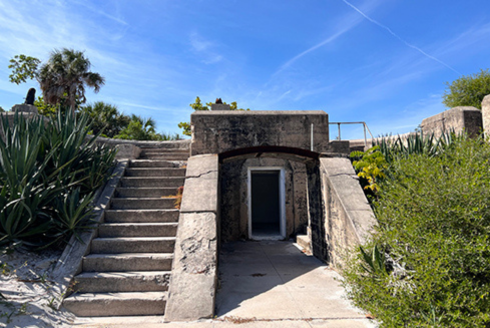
442,69 -> 490,109
178,97 -> 249,136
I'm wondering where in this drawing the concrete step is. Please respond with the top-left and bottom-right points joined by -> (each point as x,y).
74,271 -> 171,293
129,160 -> 181,168
296,234 -> 312,256
140,149 -> 190,155
91,237 -> 176,254
120,177 -> 185,188
104,209 -> 179,223
83,253 -> 173,272
63,291 -> 167,317
116,187 -> 179,198
139,154 -> 189,160
110,198 -> 176,210
98,223 -> 178,238
125,168 -> 186,177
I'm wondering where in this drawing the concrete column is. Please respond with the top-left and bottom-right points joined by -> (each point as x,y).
482,95 -> 490,139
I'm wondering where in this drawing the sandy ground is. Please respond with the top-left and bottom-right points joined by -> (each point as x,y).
0,248 -> 75,328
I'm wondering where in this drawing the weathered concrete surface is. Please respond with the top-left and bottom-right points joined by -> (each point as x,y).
320,158 -> 376,267
115,143 -> 141,160
51,161 -> 128,309
164,155 -> 220,321
11,103 -> 39,114
215,241 -> 375,327
220,157 -> 308,242
180,154 -> 219,213
190,111 -> 329,156
420,106 -> 482,137
482,95 -> 490,139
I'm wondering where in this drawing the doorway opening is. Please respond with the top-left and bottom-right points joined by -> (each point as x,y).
248,168 -> 285,240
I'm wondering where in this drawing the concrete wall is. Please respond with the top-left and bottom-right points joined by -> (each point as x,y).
220,157 -> 308,242
319,157 -> 376,268
190,111 -> 329,156
164,154 -> 219,321
420,106 -> 482,137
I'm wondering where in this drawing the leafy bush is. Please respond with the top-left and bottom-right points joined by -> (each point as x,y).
0,110 -> 117,249
343,136 -> 490,327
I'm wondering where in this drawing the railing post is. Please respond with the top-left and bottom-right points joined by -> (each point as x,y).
337,123 -> 341,141
363,123 -> 367,147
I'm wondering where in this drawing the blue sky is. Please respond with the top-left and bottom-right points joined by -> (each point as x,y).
1,0 -> 490,139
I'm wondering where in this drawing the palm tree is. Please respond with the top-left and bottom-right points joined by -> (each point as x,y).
38,48 -> 105,113
81,102 -> 130,137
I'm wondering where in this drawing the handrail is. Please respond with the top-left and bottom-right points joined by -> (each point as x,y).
329,121 -> 374,147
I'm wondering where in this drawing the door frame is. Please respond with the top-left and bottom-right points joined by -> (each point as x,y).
247,167 -> 286,240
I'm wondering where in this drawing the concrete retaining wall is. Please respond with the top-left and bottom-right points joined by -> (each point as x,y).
319,157 -> 376,267
164,154 -> 219,321
420,106 -> 482,138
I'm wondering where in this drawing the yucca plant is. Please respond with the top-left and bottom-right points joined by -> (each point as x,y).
0,110 -> 116,250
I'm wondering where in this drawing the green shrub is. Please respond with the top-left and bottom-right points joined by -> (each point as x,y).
343,136 -> 490,327
0,110 -> 117,249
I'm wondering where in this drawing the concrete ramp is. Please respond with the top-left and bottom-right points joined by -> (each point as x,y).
216,241 -> 375,327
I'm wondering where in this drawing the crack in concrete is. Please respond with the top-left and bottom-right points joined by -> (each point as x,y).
185,169 -> 217,179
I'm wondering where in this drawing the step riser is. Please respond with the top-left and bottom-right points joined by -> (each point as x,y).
91,239 -> 175,254
83,256 -> 173,272
129,161 -> 180,168
120,178 -> 185,188
111,199 -> 177,210
63,297 -> 166,317
139,156 -> 189,161
116,188 -> 178,198
98,224 -> 178,238
104,210 -> 179,223
140,150 -> 189,155
125,169 -> 186,177
75,273 -> 170,293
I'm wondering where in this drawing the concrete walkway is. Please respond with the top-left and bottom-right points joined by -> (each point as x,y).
74,241 -> 376,328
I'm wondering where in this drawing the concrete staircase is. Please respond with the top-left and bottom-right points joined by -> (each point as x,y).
63,146 -> 189,317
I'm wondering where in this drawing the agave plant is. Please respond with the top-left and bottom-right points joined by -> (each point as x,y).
0,110 -> 116,250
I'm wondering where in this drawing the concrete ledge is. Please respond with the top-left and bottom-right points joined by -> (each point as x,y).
320,158 -> 376,267
165,154 -> 219,321
50,161 -> 128,309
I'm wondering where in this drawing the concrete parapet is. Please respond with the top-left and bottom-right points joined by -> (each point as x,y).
319,158 -> 376,267
190,111 -> 329,156
420,106 -> 482,138
164,154 -> 219,321
482,95 -> 490,139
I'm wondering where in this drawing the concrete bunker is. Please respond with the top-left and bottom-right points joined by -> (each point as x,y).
165,107 -> 376,321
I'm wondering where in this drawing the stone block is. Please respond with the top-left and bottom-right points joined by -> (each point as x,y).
190,111 -> 329,156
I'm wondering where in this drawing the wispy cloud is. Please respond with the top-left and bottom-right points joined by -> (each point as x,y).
273,22 -> 358,76
189,32 -> 223,65
339,0 -> 461,75
71,0 -> 128,26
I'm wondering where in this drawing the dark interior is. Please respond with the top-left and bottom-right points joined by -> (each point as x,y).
251,171 -> 280,236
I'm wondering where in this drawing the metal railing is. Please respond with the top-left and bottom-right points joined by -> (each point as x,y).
329,121 -> 374,147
